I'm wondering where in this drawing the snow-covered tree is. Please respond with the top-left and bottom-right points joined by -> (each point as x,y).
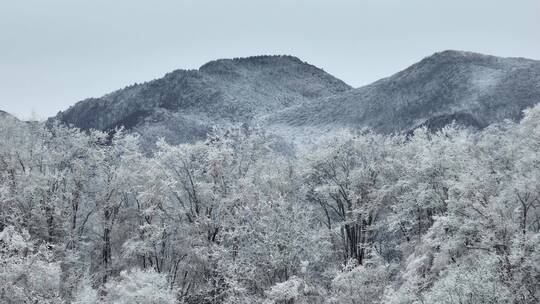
1,105 -> 540,303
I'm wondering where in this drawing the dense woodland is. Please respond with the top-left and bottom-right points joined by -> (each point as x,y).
1,105 -> 539,304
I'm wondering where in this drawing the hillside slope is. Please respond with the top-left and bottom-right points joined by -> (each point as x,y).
271,50 -> 540,133
55,55 -> 351,144
55,51 -> 540,144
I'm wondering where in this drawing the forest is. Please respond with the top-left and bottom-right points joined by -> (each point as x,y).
1,105 -> 539,304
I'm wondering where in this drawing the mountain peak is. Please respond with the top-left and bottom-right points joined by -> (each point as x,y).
431,49 -> 484,58
419,50 -> 537,67
272,51 -> 540,133
55,55 -> 351,145
199,55 -> 304,74
416,50 -> 499,67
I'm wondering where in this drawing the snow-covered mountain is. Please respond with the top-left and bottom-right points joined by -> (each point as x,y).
55,51 -> 540,143
55,55 -> 350,144
5,51 -> 540,304
272,50 -> 540,133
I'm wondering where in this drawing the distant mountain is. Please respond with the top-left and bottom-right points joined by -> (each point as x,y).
55,51 -> 540,145
55,55 -> 351,145
271,50 -> 540,133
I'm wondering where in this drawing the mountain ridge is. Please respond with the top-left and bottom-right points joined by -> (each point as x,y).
55,54 -> 351,145
270,50 -> 540,133
54,50 -> 540,144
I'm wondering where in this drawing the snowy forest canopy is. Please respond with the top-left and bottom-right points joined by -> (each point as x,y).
1,106 -> 539,304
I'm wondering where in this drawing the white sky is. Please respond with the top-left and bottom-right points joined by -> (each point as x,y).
1,0 -> 539,119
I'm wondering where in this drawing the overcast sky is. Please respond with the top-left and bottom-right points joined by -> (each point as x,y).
1,0 -> 539,119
